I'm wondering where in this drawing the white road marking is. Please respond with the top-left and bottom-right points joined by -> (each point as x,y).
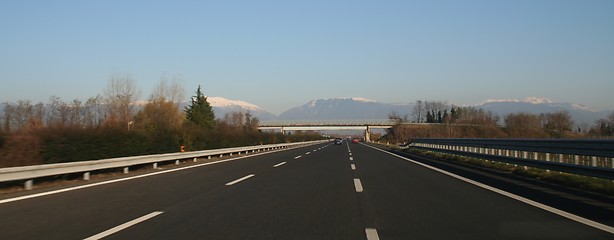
351,164 -> 356,170
306,152 -> 311,155
294,156 -> 302,159
349,152 -> 352,156
364,144 -> 614,234
365,228 -> 380,240
273,162 -> 287,168
84,211 -> 163,240
225,174 -> 255,186
354,178 -> 363,192
0,150 -> 282,205
350,157 -> 354,161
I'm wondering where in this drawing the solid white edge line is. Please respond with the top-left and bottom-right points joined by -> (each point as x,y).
365,228 -> 380,240
84,211 -> 163,240
354,178 -> 363,193
225,174 -> 255,186
363,144 -> 614,234
273,162 -> 287,168
0,146 -> 295,205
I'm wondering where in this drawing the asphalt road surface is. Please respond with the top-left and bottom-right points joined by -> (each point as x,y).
0,141 -> 612,239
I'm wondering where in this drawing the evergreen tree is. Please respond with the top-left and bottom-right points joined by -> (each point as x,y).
185,85 -> 215,129
426,111 -> 433,123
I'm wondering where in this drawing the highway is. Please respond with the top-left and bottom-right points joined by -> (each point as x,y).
0,141 -> 612,239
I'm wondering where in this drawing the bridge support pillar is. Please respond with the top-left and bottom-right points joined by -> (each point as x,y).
364,126 -> 371,142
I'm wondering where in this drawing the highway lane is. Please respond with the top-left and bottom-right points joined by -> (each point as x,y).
0,143 -> 335,239
0,141 -> 612,239
350,143 -> 612,239
108,142 -> 364,239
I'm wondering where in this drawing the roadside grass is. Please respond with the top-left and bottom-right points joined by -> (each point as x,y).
406,148 -> 614,196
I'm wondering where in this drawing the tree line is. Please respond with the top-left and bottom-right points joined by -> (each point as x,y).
385,100 -> 614,142
0,73 -> 322,167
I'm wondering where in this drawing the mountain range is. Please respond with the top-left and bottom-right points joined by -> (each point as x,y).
208,96 -> 611,125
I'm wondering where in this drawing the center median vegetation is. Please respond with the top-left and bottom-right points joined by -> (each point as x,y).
0,75 -> 323,168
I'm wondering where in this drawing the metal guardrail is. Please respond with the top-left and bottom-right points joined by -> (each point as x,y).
410,138 -> 614,179
0,140 -> 328,190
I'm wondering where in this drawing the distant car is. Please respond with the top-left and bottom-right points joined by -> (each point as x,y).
352,139 -> 360,144
334,138 -> 343,145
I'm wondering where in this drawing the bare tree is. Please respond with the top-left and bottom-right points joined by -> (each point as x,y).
30,102 -> 45,130
412,100 -> 425,123
136,76 -> 186,132
104,72 -> 140,129
152,73 -> 185,105
3,102 -> 14,132
82,95 -> 105,128
543,111 -> 574,138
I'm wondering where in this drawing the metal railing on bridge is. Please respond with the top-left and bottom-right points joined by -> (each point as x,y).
259,119 -> 396,127
409,138 -> 614,179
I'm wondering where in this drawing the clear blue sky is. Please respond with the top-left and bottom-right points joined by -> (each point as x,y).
1,0 -> 613,114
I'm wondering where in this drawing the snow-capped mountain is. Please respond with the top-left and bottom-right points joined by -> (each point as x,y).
278,97 -> 412,120
475,97 -> 609,125
206,97 -> 277,120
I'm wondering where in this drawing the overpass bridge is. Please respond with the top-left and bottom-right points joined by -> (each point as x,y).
258,119 -> 396,142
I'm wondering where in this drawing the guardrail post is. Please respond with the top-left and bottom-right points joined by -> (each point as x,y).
591,156 -> 597,167
193,157 -> 197,163
153,163 -> 158,169
25,180 -> 33,190
574,155 -> 580,165
83,172 -> 90,181
123,167 -> 129,174
208,156 -> 212,160
175,160 -> 180,165
559,154 -> 565,163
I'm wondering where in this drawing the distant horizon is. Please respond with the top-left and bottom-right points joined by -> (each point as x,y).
2,94 -> 612,116
2,1 -> 613,114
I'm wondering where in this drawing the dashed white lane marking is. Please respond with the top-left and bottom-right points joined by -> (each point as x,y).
351,164 -> 356,170
363,144 -> 614,234
306,152 -> 311,155
354,178 -> 363,192
225,174 -> 255,186
349,152 -> 352,156
0,150 -> 288,205
349,157 -> 354,161
365,228 -> 380,240
273,162 -> 287,168
84,211 -> 163,240
294,156 -> 302,159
